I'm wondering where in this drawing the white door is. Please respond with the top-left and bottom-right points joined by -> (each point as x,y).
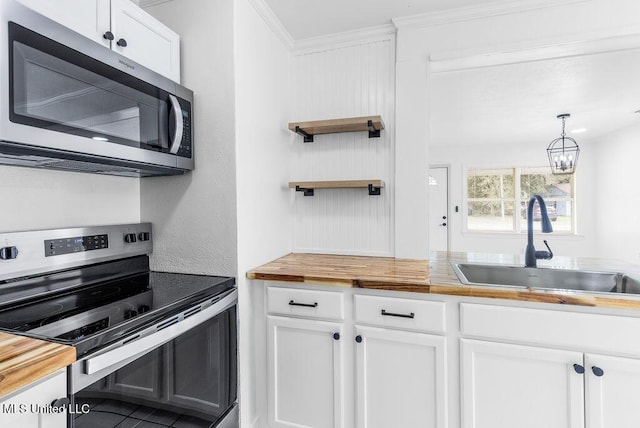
17,0 -> 111,47
111,0 -> 181,82
428,167 -> 449,252
461,339 -> 584,428
585,353 -> 640,428
267,316 -> 344,428
355,325 -> 447,428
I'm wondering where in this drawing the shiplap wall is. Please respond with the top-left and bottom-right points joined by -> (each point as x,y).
291,37 -> 395,256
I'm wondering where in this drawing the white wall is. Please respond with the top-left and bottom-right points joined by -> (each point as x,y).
430,140 -> 598,258
234,0 -> 292,426
141,0 -> 238,277
395,0 -> 640,257
0,166 -> 139,232
595,123 -> 640,264
291,36 -> 396,256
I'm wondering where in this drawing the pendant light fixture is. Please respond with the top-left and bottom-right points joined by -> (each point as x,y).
547,113 -> 580,175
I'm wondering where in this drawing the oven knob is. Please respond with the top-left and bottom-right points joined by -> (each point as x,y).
138,232 -> 150,242
124,309 -> 138,319
124,233 -> 137,243
0,246 -> 18,260
51,397 -> 70,408
138,305 -> 150,314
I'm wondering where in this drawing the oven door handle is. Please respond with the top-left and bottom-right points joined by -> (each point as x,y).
83,288 -> 237,375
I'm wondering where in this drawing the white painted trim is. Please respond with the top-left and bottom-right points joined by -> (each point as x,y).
430,30 -> 640,73
392,0 -> 591,30
293,23 -> 396,55
247,0 -> 295,49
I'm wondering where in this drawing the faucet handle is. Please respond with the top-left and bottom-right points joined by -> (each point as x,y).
535,240 -> 554,260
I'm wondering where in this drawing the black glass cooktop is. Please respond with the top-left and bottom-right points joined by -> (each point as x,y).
0,256 -> 235,357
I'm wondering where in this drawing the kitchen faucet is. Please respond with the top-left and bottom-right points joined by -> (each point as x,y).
525,195 -> 554,268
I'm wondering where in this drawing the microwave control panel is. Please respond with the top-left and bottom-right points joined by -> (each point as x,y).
44,234 -> 109,257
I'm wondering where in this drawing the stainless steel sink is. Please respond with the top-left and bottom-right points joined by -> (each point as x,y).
451,262 -> 640,295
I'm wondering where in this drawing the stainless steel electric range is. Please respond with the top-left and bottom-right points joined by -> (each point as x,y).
0,223 -> 238,428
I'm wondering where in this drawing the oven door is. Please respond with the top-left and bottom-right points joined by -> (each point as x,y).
69,289 -> 237,428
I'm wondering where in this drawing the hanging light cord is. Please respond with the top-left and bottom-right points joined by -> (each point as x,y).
560,115 -> 566,151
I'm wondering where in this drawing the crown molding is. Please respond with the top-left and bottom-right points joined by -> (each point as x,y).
293,23 -> 396,54
137,0 -> 173,7
248,0 -> 294,50
393,0 -> 591,30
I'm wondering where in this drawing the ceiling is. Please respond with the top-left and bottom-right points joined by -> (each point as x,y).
263,0 -> 495,40
429,49 -> 640,147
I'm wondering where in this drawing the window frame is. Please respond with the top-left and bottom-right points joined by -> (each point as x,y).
464,166 -> 576,234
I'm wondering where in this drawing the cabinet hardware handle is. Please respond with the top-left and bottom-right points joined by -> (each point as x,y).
289,300 -> 318,308
440,222 -> 447,226
592,366 -> 605,377
103,31 -> 114,41
573,364 -> 585,374
355,335 -> 363,343
381,309 -> 415,319
51,397 -> 70,407
117,38 -> 128,47
333,332 -> 340,340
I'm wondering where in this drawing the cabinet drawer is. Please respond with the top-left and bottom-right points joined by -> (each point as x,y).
267,286 -> 344,320
354,294 -> 446,333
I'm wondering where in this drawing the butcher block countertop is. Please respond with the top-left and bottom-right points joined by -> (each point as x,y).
0,332 -> 75,398
247,252 -> 640,310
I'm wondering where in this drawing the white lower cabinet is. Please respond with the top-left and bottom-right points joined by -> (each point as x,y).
355,325 -> 446,428
0,368 -> 67,428
585,353 -> 640,428
461,339 -> 584,428
267,315 -> 344,428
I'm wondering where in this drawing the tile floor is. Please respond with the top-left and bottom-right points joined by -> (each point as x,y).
74,398 -> 212,428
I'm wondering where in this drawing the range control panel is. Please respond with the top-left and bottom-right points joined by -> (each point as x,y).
44,234 -> 109,257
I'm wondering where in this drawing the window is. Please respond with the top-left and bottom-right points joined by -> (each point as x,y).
466,167 -> 575,233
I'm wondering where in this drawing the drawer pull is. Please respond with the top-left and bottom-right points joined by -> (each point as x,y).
289,300 -> 318,308
381,309 -> 415,319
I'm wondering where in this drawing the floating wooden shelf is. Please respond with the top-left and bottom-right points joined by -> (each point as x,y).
288,180 -> 384,196
288,116 -> 385,142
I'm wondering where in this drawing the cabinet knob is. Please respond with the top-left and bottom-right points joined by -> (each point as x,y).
333,332 -> 340,340
592,366 -> 605,377
51,397 -> 70,407
573,364 -> 585,374
103,31 -> 114,41
440,222 -> 447,226
355,335 -> 363,343
117,38 -> 128,47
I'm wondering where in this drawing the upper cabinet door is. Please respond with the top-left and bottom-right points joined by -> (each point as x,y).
110,0 -> 180,82
585,353 -> 640,428
461,339 -> 585,428
17,0 -> 111,47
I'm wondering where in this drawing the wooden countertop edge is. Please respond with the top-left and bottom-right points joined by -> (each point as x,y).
248,272 -> 640,310
0,342 -> 76,397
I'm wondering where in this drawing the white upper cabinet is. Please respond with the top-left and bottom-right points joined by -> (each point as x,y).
17,0 -> 111,48
110,0 -> 180,82
18,0 -> 180,82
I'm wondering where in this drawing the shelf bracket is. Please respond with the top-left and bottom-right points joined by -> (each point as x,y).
295,126 -> 314,143
295,185 -> 314,196
367,120 -> 380,139
368,184 -> 381,196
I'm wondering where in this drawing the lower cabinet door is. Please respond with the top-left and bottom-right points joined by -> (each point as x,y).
355,325 -> 446,428
585,353 -> 640,428
267,316 -> 344,428
461,339 -> 584,428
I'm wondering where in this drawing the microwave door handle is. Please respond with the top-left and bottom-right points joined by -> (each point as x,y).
83,288 -> 237,375
168,94 -> 184,154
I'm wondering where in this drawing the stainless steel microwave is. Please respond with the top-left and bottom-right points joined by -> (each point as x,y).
0,0 -> 194,177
